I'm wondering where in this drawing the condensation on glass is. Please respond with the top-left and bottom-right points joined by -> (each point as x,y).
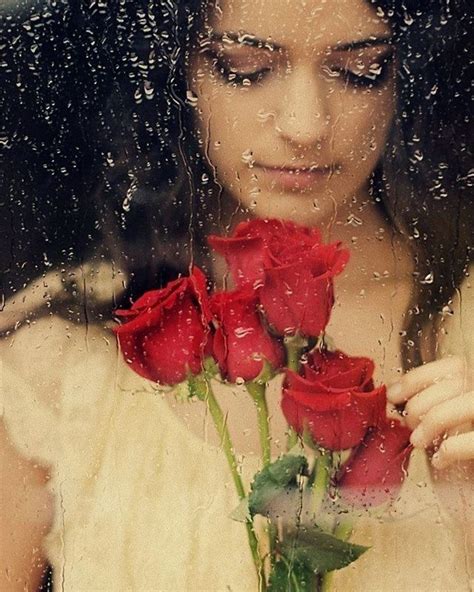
0,1 -> 472,591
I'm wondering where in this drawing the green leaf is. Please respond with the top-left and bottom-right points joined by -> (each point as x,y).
229,498 -> 251,523
322,333 -> 336,352
281,525 -> 369,574
268,559 -> 315,592
249,454 -> 308,517
174,381 -> 192,403
203,356 -> 220,378
187,374 -> 208,401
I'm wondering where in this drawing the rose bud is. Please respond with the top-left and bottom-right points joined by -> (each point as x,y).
260,242 -> 348,337
337,419 -> 413,507
209,218 -> 349,337
281,350 -> 386,450
210,289 -> 285,383
208,218 -> 323,290
114,267 -> 211,385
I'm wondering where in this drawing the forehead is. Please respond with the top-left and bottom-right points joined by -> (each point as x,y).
206,0 -> 391,51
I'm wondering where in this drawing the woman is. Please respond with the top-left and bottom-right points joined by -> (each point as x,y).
1,0 -> 472,590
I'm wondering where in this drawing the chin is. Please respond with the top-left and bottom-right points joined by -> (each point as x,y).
241,192 -> 338,227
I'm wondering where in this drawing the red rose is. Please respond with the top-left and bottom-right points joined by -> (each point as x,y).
281,350 -> 386,450
208,218 -> 322,290
114,267 -> 211,385
259,241 -> 348,336
209,218 -> 349,336
337,419 -> 413,507
210,289 -> 285,382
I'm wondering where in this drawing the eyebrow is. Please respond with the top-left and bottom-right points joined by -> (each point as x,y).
206,32 -> 282,51
332,37 -> 393,51
206,31 -> 392,52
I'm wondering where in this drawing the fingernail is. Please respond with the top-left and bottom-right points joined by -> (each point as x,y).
387,382 -> 402,401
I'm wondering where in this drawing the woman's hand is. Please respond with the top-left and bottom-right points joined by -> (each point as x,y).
387,356 -> 474,469
387,356 -> 474,550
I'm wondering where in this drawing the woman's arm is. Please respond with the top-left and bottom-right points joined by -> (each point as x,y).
0,420 -> 54,592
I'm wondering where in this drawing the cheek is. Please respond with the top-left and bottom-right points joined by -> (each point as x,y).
194,86 -> 261,170
334,88 -> 395,160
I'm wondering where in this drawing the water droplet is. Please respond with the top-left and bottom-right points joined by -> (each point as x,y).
321,65 -> 341,78
186,89 -> 198,107
0,133 -> 11,148
346,213 -> 363,227
234,326 -> 255,339
257,109 -> 273,123
134,87 -> 143,104
420,272 -> 434,285
413,149 -> 424,161
241,149 -> 255,167
144,81 -> 154,100
369,63 -> 383,77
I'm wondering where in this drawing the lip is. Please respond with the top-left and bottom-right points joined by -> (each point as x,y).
257,164 -> 339,191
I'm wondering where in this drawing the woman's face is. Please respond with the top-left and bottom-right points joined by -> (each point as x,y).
188,0 -> 396,225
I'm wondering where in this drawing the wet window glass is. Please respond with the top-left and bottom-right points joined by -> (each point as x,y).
1,1 -> 472,590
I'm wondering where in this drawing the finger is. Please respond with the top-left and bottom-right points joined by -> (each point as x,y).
387,356 -> 465,404
404,378 -> 464,431
431,432 -> 474,469
410,392 -> 474,448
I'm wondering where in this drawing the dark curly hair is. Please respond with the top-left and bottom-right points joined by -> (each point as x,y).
1,0 -> 472,368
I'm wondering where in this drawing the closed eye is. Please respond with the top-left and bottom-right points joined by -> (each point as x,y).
204,49 -> 273,86
214,59 -> 272,85
326,52 -> 395,89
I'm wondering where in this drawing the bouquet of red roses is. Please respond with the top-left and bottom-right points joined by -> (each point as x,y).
114,219 -> 412,592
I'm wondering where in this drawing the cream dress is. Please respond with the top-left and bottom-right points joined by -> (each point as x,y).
1,272 -> 473,591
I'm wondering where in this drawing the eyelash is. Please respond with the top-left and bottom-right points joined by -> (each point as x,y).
333,57 -> 394,88
215,64 -> 271,85
212,56 -> 393,89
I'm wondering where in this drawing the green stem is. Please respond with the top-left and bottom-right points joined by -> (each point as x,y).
333,520 -> 353,541
284,334 -> 306,451
205,383 -> 246,498
311,450 -> 332,518
246,379 -> 276,581
194,376 -> 266,589
285,337 -> 303,372
246,381 -> 271,467
319,521 -> 353,592
286,427 -> 299,451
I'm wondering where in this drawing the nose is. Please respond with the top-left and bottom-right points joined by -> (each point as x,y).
275,64 -> 330,147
